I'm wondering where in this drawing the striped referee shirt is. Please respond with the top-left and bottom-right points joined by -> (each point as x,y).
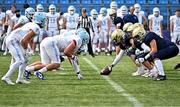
77,15 -> 94,32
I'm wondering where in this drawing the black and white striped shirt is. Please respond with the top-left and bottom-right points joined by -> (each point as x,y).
77,15 -> 94,32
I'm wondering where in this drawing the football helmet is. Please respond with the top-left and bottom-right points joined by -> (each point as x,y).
132,27 -> 146,38
76,28 -> 90,45
91,9 -> 98,18
68,5 -> 75,15
120,5 -> 128,16
110,1 -> 118,10
36,4 -> 44,12
111,29 -> 125,43
123,22 -> 133,32
100,7 -> 107,16
153,7 -> 160,16
25,7 -> 35,20
33,12 -> 46,27
134,3 -> 141,13
49,4 -> 56,14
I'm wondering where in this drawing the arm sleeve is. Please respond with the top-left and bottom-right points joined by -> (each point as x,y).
112,50 -> 125,66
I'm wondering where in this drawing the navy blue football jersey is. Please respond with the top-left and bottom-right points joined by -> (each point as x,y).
143,32 -> 174,50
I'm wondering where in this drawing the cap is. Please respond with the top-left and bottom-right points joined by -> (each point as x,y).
81,8 -> 86,12
176,7 -> 180,12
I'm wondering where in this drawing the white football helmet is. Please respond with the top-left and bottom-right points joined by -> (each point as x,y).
91,9 -> 98,19
25,7 -> 35,20
76,28 -> 90,45
68,5 -> 76,15
134,3 -> 141,13
49,4 -> 56,14
100,7 -> 107,16
120,5 -> 128,16
36,4 -> 44,12
33,12 -> 46,28
153,7 -> 160,16
110,1 -> 118,10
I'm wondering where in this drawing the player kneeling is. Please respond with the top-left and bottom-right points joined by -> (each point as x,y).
1,12 -> 46,85
132,27 -> 179,80
24,28 -> 89,80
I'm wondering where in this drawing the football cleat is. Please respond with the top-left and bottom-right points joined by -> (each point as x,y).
154,75 -> 167,81
24,70 -> 31,80
35,71 -> 46,80
1,77 -> 15,85
16,79 -> 31,84
174,63 -> 180,69
100,65 -> 112,75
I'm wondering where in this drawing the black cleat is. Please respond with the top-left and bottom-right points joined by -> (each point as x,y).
174,63 -> 180,69
154,75 -> 167,81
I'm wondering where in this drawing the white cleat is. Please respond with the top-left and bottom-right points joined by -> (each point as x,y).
141,71 -> 150,78
16,79 -> 31,84
1,77 -> 15,85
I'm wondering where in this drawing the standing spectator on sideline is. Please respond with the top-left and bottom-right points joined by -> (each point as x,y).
0,7 -> 5,50
170,7 -> 180,69
77,8 -> 94,57
123,6 -> 139,24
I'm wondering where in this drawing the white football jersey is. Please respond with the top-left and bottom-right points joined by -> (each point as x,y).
134,11 -> 145,24
18,15 -> 30,25
53,35 -> 82,52
46,12 -> 59,29
170,15 -> 180,32
9,22 -> 40,42
90,17 -> 99,32
6,10 -> 14,24
98,15 -> 109,30
64,13 -> 79,29
148,14 -> 163,34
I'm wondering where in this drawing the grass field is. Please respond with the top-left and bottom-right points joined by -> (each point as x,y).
0,52 -> 180,107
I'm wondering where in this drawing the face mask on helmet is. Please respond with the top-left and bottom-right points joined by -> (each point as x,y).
49,6 -> 56,14
154,11 -> 159,17
69,10 -> 75,15
92,14 -> 98,19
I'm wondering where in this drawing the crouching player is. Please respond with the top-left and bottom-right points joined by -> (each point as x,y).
24,28 -> 89,80
1,12 -> 46,85
132,27 -> 179,80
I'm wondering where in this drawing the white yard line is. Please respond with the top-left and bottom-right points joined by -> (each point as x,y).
83,58 -> 143,107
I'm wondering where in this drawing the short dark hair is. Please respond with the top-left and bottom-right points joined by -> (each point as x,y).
23,3 -> 30,9
176,7 -> 180,12
15,9 -> 20,13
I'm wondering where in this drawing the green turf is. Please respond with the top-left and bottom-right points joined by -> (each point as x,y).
0,52 -> 180,107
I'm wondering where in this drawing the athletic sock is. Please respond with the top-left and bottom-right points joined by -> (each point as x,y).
154,60 -> 165,76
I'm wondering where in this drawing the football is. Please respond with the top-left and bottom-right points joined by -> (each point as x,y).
100,66 -> 112,75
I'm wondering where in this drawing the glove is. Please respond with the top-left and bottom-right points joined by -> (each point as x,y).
135,58 -> 145,65
77,72 -> 83,80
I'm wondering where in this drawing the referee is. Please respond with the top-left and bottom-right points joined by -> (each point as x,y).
77,8 -> 95,57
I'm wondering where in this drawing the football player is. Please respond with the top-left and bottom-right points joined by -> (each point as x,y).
134,3 -> 147,27
170,7 -> 180,69
24,28 -> 89,80
132,27 -> 179,80
1,12 -> 46,85
148,7 -> 163,38
64,5 -> 79,31
0,7 -> 5,50
98,7 -> 110,55
13,7 -> 35,30
46,4 -> 59,36
90,9 -> 99,54
31,4 -> 46,55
